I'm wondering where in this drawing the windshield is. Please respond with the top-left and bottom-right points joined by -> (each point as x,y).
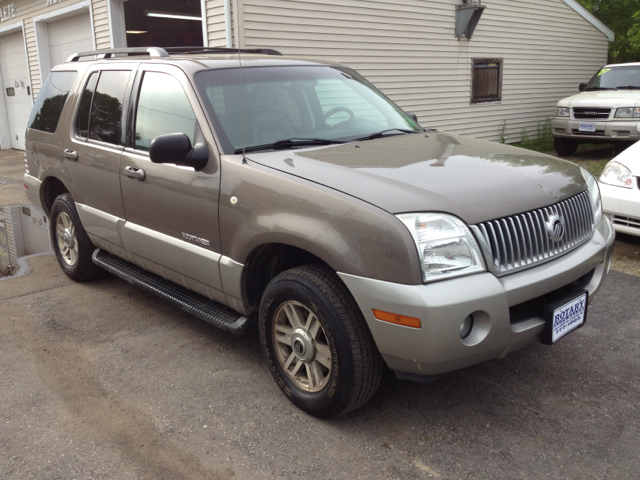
195,65 -> 421,153
585,65 -> 640,90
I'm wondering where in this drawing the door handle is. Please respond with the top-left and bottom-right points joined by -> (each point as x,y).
123,165 -> 146,181
63,149 -> 78,161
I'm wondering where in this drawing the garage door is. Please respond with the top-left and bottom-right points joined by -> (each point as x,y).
0,32 -> 32,150
47,12 -> 93,69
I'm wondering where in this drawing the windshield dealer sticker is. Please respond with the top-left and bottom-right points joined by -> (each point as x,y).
597,68 -> 611,77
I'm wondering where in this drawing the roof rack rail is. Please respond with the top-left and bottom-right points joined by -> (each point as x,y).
67,47 -> 169,62
66,46 -> 283,63
162,46 -> 284,56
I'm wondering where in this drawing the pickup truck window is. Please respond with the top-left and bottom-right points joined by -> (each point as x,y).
28,71 -> 77,133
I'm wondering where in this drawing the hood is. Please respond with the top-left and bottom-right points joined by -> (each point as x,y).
245,131 -> 586,225
610,139 -> 640,176
558,90 -> 640,108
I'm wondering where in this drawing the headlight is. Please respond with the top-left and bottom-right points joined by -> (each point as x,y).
599,160 -> 633,188
556,107 -> 570,117
614,107 -> 640,118
581,168 -> 603,224
397,213 -> 486,283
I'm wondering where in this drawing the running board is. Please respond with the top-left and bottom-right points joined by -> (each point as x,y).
92,249 -> 255,335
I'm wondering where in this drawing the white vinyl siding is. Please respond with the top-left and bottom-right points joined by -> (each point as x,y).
205,0 -> 226,47
239,0 -> 610,142
92,0 -> 110,49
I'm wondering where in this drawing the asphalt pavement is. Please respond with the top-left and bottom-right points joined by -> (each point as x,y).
1,148 -> 639,479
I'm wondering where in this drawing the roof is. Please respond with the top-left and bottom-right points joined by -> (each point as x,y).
562,0 -> 615,42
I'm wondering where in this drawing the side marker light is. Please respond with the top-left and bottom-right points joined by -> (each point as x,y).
372,309 -> 421,329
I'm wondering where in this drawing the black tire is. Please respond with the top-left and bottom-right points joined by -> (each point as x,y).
554,137 -> 579,156
259,265 -> 383,418
50,193 -> 102,282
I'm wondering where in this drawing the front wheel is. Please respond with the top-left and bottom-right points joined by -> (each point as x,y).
554,137 -> 579,156
50,193 -> 102,281
259,265 -> 383,417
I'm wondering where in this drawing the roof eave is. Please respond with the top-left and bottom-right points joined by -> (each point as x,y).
562,0 -> 615,42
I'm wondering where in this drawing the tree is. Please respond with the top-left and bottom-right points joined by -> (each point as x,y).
578,0 -> 640,63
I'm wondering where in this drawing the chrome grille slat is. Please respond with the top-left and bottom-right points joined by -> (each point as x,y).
501,219 -> 515,268
475,192 -> 594,276
525,213 -> 539,262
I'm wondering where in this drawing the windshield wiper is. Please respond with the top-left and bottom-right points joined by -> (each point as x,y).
354,128 -> 419,141
585,87 -> 615,91
235,138 -> 347,154
615,85 -> 640,90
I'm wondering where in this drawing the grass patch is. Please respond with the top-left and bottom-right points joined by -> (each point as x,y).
514,118 -> 554,152
573,158 -> 610,178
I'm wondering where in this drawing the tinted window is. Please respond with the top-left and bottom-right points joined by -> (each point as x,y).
195,66 -> 419,153
76,72 -> 99,138
28,71 -> 77,133
135,72 -> 197,151
89,71 -> 130,145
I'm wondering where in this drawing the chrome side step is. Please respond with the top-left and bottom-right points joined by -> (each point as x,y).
92,249 -> 255,335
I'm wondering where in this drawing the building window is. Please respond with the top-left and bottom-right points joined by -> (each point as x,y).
472,59 -> 502,103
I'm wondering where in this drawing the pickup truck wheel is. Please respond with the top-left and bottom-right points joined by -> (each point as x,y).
554,137 -> 579,156
50,193 -> 102,282
259,265 -> 383,418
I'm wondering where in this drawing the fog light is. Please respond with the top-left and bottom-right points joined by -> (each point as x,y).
460,315 -> 473,339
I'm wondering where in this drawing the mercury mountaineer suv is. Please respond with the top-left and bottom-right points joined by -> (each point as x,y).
23,47 -> 615,418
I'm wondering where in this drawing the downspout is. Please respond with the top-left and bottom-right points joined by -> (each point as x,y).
224,0 -> 232,47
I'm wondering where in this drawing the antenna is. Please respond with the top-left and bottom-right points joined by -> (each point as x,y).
238,48 -> 246,159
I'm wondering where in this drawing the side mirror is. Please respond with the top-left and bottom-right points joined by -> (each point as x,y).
406,112 -> 419,123
579,83 -> 587,92
149,133 -> 209,170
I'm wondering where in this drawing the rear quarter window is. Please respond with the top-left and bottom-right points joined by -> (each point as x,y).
28,71 -> 77,133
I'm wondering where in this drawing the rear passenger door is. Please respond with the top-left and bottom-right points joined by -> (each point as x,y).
119,64 -> 224,301
63,64 -> 136,251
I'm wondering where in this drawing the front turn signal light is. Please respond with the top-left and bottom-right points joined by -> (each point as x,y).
372,309 -> 421,329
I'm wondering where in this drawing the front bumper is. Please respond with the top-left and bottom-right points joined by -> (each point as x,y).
551,117 -> 640,142
600,181 -> 640,237
338,216 -> 615,377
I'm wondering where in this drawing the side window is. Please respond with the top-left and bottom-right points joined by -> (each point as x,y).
76,72 -> 99,138
89,71 -> 130,144
28,71 -> 77,133
471,59 -> 502,104
135,71 -> 197,152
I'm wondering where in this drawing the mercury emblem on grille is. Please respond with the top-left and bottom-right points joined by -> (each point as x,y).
546,214 -> 565,242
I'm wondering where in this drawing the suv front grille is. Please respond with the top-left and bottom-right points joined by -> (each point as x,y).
612,215 -> 640,230
573,107 -> 611,119
473,191 -> 594,276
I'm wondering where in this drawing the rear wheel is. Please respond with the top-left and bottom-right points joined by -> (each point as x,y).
50,193 -> 102,281
554,137 -> 579,156
259,265 -> 383,417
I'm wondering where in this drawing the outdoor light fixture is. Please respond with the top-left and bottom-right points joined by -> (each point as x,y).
455,0 -> 486,40
126,31 -> 148,34
146,12 -> 202,21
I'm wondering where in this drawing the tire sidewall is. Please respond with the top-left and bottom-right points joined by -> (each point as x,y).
49,194 -> 93,280
259,276 -> 356,417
